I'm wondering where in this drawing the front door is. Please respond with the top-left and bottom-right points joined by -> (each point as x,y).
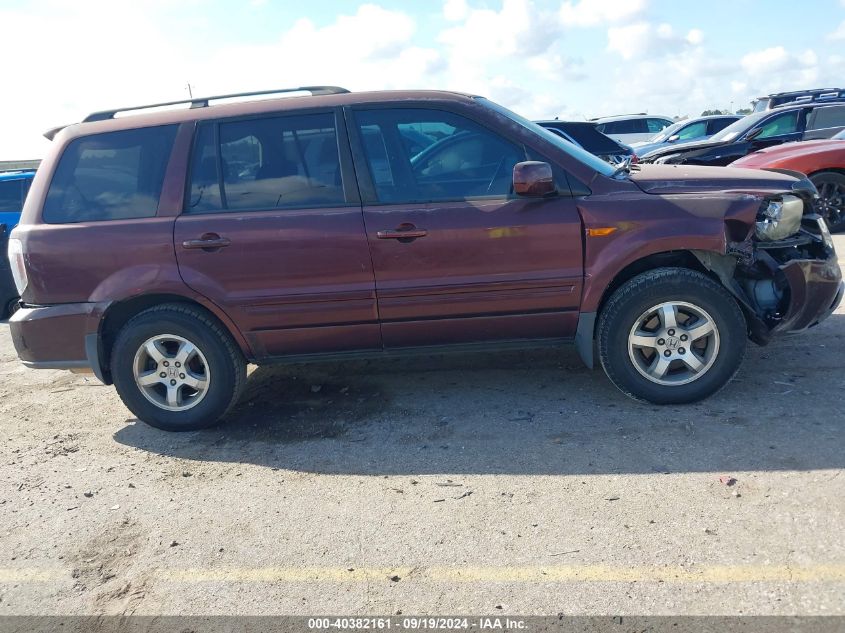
174,110 -> 379,359
348,106 -> 583,348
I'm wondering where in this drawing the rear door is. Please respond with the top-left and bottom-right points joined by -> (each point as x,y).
347,105 -> 583,348
174,110 -> 379,359
803,105 -> 845,140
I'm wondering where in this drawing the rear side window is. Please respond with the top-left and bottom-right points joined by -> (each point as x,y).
647,118 -> 672,133
0,179 -> 24,212
599,119 -> 647,135
186,112 -> 345,214
43,126 -> 177,223
707,118 -> 735,135
806,105 -> 845,131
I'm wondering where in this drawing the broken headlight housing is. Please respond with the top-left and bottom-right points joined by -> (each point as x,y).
755,195 -> 803,241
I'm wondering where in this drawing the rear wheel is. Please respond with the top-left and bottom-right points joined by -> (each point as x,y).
811,171 -> 845,232
597,268 -> 747,404
4,298 -> 19,320
111,304 -> 246,431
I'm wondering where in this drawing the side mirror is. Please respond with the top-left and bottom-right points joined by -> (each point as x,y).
745,127 -> 763,141
513,161 -> 555,197
668,134 -> 680,142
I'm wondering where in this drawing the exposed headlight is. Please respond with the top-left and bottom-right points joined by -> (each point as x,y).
755,195 -> 803,241
7,238 -> 28,296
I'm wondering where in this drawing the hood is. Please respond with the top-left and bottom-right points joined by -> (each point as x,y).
628,163 -> 812,196
641,138 -> 725,160
733,139 -> 845,166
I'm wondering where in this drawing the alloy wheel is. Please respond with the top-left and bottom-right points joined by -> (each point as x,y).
627,301 -> 720,386
132,334 -> 211,411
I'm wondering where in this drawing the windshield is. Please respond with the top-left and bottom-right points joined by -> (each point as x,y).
478,98 -> 615,177
833,129 -> 845,140
647,120 -> 687,143
708,111 -> 770,143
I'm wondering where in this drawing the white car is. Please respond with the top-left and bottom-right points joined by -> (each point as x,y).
590,114 -> 675,144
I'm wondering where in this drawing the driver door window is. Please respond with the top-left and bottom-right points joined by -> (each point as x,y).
754,111 -> 799,140
354,109 -> 525,204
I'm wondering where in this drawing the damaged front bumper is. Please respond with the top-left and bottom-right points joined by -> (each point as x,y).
695,216 -> 843,345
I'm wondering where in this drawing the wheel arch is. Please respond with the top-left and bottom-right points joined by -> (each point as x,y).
96,293 -> 253,383
807,167 -> 845,179
576,250 -> 718,368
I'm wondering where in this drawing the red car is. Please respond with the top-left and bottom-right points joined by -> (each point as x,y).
732,130 -> 845,232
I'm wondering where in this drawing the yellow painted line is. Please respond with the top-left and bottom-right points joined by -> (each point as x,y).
5,565 -> 845,585
156,565 -> 845,584
159,567 -> 415,582
0,568 -> 67,582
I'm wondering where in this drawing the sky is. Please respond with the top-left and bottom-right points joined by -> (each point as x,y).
1,0 -> 845,159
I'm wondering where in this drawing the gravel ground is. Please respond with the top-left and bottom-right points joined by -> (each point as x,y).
0,237 -> 843,617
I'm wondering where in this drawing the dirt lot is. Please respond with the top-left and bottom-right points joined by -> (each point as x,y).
1,237 -> 844,617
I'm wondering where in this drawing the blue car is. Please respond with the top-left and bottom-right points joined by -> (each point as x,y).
1,169 -> 36,318
630,115 -> 741,157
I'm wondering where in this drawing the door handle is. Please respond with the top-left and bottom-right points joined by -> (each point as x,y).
377,224 -> 428,240
182,234 -> 231,250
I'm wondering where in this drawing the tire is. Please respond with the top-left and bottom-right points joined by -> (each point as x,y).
597,267 -> 747,405
810,172 -> 845,233
3,298 -> 19,320
110,303 -> 246,431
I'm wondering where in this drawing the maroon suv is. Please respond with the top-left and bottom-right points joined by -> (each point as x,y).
7,87 -> 843,431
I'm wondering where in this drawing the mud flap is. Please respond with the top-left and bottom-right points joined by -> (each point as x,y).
575,312 -> 596,369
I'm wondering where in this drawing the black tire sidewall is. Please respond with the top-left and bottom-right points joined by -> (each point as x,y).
111,309 -> 239,431
599,271 -> 746,405
810,172 -> 845,233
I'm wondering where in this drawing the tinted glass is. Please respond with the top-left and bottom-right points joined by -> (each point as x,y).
355,109 -> 526,203
478,99 -> 615,177
754,111 -> 799,139
44,126 -> 176,223
0,180 -> 22,212
647,118 -> 672,133
676,121 -> 707,141
541,122 -> 622,153
807,105 -> 845,131
709,111 -> 770,142
600,119 -> 647,135
707,118 -> 737,135
186,112 -> 345,214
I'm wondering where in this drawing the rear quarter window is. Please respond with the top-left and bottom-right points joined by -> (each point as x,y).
43,125 -> 177,223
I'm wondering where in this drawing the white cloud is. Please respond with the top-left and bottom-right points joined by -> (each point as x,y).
740,46 -> 817,77
828,20 -> 845,40
607,21 -> 702,60
560,0 -> 647,27
443,0 -> 469,21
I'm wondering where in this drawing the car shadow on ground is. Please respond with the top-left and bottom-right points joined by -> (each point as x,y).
113,314 -> 845,476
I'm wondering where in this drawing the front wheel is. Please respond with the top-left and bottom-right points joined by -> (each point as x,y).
810,172 -> 845,232
597,268 -> 747,405
111,304 -> 246,431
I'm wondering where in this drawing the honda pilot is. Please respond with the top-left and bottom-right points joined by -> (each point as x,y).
7,87 -> 843,431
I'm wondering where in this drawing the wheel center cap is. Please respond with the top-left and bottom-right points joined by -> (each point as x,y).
167,366 -> 179,379
665,336 -> 681,350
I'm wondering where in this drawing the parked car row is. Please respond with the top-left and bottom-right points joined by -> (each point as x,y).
6,86 -> 842,431
533,89 -> 845,233
0,169 -> 35,319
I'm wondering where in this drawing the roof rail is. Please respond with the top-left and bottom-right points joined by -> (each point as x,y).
82,86 -> 350,123
587,112 -> 648,121
769,87 -> 844,98
772,96 -> 845,110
